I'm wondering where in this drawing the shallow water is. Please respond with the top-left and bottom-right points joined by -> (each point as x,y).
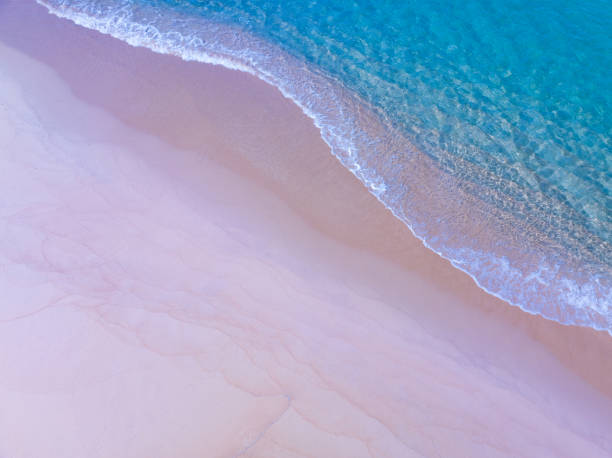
37,0 -> 611,333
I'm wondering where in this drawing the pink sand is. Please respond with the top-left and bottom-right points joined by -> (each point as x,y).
0,1 -> 611,456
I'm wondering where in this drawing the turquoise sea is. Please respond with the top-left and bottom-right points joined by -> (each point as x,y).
38,0 -> 611,333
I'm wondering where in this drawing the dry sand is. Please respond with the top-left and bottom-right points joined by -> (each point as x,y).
0,1 -> 611,457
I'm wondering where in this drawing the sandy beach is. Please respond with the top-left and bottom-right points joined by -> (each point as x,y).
0,1 -> 611,456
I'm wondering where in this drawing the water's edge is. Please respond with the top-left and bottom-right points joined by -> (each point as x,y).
36,0 -> 612,335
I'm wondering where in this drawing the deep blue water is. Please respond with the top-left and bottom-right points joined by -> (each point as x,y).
38,0 -> 611,332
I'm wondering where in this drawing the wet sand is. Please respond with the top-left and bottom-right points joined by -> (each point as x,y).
0,1 -> 611,456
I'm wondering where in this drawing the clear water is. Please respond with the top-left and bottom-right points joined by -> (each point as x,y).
38,0 -> 612,332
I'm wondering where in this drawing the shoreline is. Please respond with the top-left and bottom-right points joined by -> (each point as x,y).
1,1 -> 611,456
35,0 -> 612,334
